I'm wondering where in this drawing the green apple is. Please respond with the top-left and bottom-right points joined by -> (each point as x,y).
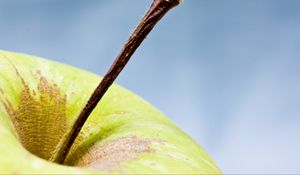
0,50 -> 221,174
0,0 -> 222,173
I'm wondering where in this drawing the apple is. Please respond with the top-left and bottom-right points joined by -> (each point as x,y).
0,0 -> 221,174
0,51 -> 221,174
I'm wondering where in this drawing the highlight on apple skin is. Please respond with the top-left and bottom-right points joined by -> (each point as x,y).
0,50 -> 221,174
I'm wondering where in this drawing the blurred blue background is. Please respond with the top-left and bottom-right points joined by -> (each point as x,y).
1,0 -> 300,173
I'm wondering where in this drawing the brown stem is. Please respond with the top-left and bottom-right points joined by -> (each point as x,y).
50,0 -> 181,164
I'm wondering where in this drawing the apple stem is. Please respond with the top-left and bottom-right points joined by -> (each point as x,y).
50,0 -> 181,164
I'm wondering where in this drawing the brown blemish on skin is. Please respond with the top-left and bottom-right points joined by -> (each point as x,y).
107,111 -> 129,116
65,135 -> 155,171
1,65 -> 69,160
150,162 -> 157,167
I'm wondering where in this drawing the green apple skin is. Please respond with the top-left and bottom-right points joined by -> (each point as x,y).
0,50 -> 221,174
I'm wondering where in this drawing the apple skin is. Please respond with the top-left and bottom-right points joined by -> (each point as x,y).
0,50 -> 221,174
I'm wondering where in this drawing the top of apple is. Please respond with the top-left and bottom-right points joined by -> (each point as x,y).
0,50 -> 221,174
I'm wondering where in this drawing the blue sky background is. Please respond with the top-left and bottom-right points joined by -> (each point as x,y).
1,0 -> 300,173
